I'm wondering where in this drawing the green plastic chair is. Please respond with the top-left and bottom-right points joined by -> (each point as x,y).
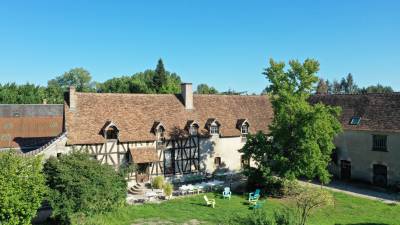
248,189 -> 261,201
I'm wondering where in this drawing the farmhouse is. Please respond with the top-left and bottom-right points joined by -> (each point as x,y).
63,83 -> 273,181
1,84 -> 399,187
311,93 -> 400,187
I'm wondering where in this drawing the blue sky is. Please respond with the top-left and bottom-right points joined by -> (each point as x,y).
0,0 -> 399,93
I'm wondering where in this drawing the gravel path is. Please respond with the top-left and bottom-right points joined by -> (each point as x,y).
300,180 -> 400,204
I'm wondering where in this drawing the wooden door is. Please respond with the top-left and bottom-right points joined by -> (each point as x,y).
373,164 -> 387,187
340,160 -> 351,181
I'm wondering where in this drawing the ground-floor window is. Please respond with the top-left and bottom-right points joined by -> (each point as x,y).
241,155 -> 249,169
373,164 -> 387,187
214,157 -> 221,167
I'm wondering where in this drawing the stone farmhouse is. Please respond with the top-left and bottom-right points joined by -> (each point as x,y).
1,84 -> 399,187
311,93 -> 400,187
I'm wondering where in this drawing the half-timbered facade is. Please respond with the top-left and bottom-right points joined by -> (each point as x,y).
63,83 -> 273,181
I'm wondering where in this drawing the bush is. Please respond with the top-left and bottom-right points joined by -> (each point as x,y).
163,182 -> 173,198
0,151 -> 47,225
44,152 -> 127,224
247,209 -> 275,225
289,183 -> 334,225
152,176 -> 164,189
274,207 -> 297,225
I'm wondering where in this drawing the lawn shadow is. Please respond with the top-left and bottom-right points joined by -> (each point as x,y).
335,223 -> 390,225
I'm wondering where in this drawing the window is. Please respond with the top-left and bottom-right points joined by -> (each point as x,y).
241,124 -> 249,135
372,135 -> 387,151
189,124 -> 198,136
350,116 -> 361,125
105,126 -> 118,140
156,126 -> 165,142
214,157 -> 221,166
210,125 -> 219,135
241,155 -> 249,168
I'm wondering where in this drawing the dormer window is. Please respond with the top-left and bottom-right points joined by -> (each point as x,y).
156,126 -> 165,142
241,123 -> 249,135
189,124 -> 199,136
210,123 -> 219,135
206,118 -> 220,136
104,125 -> 119,140
237,119 -> 250,136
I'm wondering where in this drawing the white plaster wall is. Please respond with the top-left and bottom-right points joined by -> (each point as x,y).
199,135 -> 246,173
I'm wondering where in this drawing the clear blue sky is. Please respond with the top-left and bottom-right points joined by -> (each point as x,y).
0,0 -> 399,93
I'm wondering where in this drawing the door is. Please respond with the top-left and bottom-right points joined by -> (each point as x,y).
373,164 -> 387,187
340,160 -> 351,181
136,163 -> 150,183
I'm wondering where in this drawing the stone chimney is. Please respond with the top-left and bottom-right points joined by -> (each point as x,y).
69,86 -> 77,111
181,83 -> 193,110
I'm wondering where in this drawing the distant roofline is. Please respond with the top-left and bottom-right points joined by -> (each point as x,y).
75,91 -> 267,97
313,92 -> 400,96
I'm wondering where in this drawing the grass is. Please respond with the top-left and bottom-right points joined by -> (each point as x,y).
74,192 -> 399,225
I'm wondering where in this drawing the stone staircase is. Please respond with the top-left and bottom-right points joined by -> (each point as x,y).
128,183 -> 149,195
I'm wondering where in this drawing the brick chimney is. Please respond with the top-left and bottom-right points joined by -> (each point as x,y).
181,83 -> 193,110
69,86 -> 77,111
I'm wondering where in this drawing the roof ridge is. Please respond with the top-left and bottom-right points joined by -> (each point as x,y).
313,92 -> 400,96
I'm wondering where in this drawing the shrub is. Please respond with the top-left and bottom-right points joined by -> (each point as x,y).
0,151 -> 47,225
246,209 -> 275,225
152,176 -> 164,189
274,207 -> 297,225
44,152 -> 127,224
290,183 -> 334,225
163,182 -> 173,198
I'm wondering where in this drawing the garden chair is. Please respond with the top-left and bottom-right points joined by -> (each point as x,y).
248,189 -> 260,201
222,187 -> 231,199
248,195 -> 259,206
203,195 -> 216,208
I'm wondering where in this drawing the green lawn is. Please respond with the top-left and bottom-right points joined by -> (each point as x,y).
75,192 -> 399,225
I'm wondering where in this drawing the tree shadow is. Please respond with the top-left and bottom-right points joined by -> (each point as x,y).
335,223 -> 390,225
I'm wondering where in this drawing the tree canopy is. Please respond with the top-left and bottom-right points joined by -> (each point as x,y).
44,152 -> 126,224
0,151 -> 47,225
241,59 -> 342,184
318,73 -> 393,94
195,83 -> 218,94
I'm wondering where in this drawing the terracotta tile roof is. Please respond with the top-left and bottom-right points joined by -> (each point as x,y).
65,92 -> 273,144
129,147 -> 158,163
309,93 -> 400,132
0,104 -> 64,149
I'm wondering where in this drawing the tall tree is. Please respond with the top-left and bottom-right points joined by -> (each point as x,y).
316,78 -> 328,94
345,73 -> 358,94
195,84 -> 219,94
153,59 -> 168,92
48,67 -> 94,92
241,59 -> 342,184
332,80 -> 342,94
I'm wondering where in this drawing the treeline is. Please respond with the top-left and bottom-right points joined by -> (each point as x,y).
316,73 -> 394,94
0,59 -> 249,104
